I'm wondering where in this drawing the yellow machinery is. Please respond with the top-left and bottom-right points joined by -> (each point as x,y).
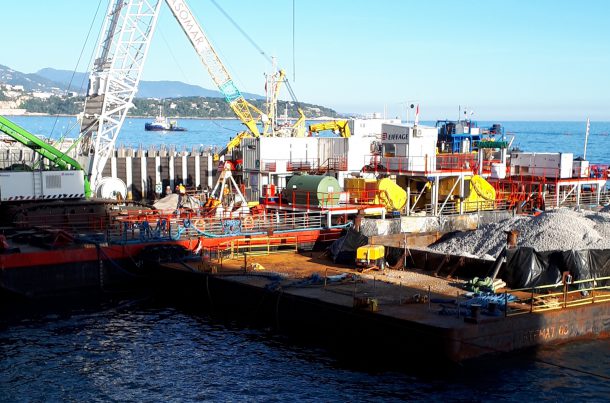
214,131 -> 253,161
214,70 -> 308,161
438,175 -> 496,212
344,177 -> 377,203
464,174 -> 496,211
291,108 -> 307,137
375,178 -> 407,211
309,120 -> 351,138
344,177 -> 406,211
356,245 -> 385,271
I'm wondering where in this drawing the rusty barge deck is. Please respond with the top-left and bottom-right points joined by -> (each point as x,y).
159,250 -> 610,363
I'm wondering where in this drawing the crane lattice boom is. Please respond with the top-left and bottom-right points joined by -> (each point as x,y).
80,0 -> 163,193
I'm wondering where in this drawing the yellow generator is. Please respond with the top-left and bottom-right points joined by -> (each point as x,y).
356,245 -> 385,271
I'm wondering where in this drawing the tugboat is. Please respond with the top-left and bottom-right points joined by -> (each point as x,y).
144,107 -> 187,132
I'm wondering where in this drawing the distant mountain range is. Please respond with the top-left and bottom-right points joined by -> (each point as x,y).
0,64 -> 264,100
0,64 -> 65,92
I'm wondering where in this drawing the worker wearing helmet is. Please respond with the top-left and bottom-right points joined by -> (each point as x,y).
177,183 -> 186,210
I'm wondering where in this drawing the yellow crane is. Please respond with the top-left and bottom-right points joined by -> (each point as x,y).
165,0 -> 262,138
309,120 -> 351,138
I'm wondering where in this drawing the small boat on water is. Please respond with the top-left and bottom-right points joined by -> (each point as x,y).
145,107 -> 187,131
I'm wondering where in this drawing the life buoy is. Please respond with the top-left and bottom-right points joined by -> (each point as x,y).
242,215 -> 254,231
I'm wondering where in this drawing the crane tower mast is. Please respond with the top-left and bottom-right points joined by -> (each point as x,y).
80,0 -> 163,194
80,0 -> 265,194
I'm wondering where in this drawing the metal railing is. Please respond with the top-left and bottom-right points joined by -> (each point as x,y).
506,276 -> 610,316
198,235 -> 299,273
210,235 -> 298,261
259,157 -> 348,173
269,187 -> 384,208
421,199 -> 511,216
362,153 -> 481,174
109,210 -> 325,243
436,153 -> 478,172
14,210 -> 111,233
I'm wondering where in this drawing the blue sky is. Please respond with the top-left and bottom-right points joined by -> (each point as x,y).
2,0 -> 609,120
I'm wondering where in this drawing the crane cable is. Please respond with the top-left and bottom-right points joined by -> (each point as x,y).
51,0 -> 105,145
209,0 -> 272,65
293,0 -> 296,82
209,0 -> 301,105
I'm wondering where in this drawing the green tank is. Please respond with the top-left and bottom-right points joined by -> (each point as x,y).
283,175 -> 341,207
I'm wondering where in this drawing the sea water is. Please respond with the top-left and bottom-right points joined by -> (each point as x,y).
1,116 -> 609,401
0,296 -> 608,402
7,116 -> 610,164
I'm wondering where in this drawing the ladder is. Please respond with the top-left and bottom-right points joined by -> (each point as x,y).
32,170 -> 43,199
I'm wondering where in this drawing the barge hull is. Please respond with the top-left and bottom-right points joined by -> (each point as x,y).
154,255 -> 610,363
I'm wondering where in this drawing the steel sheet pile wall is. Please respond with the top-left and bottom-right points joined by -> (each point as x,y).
0,143 -> 215,201
115,146 -> 214,200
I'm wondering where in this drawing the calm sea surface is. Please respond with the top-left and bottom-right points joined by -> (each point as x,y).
1,116 -> 609,401
7,116 -> 610,164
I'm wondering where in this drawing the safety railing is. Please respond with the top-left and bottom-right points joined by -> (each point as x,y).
198,236 -> 299,273
364,154 -> 433,174
15,210 -> 112,234
287,157 -> 348,172
543,191 -> 605,210
286,159 -> 313,171
506,276 -> 610,316
259,157 -> 348,174
323,156 -> 348,171
436,153 -> 478,172
109,210 -> 326,243
362,153 -> 484,174
421,199 -> 511,216
214,236 -> 298,260
270,188 -> 343,208
0,155 -> 38,169
493,163 -> 610,183
343,189 -> 384,205
260,160 -> 277,172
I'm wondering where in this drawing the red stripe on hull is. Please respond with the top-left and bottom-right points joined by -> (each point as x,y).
0,229 -> 341,270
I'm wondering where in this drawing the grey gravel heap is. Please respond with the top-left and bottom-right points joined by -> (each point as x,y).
428,208 -> 610,259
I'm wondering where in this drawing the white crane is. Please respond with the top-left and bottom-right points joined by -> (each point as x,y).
80,0 -> 163,197
79,0 -> 269,196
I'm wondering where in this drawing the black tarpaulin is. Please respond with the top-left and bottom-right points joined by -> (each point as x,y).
501,248 -> 610,288
555,250 -> 591,291
502,247 -> 559,288
328,229 -> 368,264
589,249 -> 610,281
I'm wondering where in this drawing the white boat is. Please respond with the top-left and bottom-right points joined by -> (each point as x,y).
145,107 -> 186,132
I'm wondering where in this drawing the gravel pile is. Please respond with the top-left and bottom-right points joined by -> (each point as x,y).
428,208 -> 610,259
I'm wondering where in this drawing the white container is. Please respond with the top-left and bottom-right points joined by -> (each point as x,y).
510,152 -> 573,179
0,170 -> 85,201
490,163 -> 507,179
